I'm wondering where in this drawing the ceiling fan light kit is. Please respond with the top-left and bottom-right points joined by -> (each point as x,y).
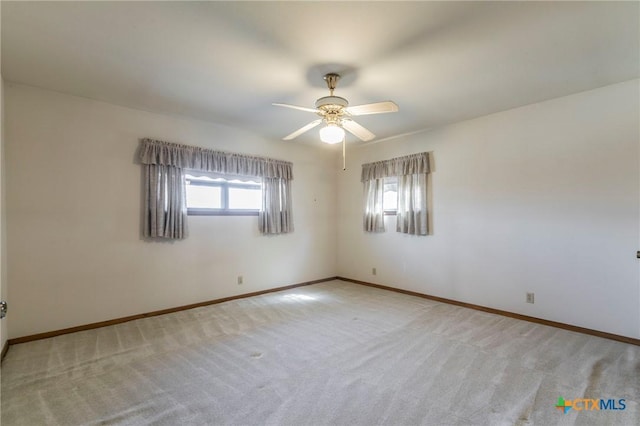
319,123 -> 345,144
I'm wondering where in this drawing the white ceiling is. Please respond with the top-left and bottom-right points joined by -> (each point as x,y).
2,1 -> 638,146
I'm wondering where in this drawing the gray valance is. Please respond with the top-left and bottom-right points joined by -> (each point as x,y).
139,138 -> 293,180
361,152 -> 429,182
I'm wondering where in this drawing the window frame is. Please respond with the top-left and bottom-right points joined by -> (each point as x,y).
185,174 -> 261,216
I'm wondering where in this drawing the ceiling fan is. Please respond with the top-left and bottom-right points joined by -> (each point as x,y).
273,73 -> 398,144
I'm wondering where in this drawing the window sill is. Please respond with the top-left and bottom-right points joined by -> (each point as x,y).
384,211 -> 397,216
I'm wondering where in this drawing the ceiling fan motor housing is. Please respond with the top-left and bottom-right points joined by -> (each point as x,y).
315,96 -> 348,125
315,96 -> 349,110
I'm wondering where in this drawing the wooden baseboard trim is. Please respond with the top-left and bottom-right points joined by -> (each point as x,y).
8,276 -> 339,345
10,276 -> 637,347
338,276 -> 640,346
1,339 -> 9,362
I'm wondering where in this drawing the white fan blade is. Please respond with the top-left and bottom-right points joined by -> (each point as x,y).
283,119 -> 322,140
346,101 -> 398,116
273,103 -> 319,114
342,119 -> 375,142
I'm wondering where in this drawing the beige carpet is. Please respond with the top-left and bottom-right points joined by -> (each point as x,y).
1,280 -> 638,425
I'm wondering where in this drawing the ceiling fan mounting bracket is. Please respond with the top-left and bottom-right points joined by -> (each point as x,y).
323,73 -> 340,95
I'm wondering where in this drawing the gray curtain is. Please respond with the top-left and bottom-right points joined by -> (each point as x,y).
139,138 -> 294,238
259,178 -> 293,234
143,164 -> 188,239
362,152 -> 430,235
361,152 -> 429,181
139,138 -> 292,179
396,173 -> 428,235
363,178 -> 385,232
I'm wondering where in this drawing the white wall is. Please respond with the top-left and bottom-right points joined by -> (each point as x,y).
5,83 -> 337,338
338,80 -> 640,339
5,80 -> 639,341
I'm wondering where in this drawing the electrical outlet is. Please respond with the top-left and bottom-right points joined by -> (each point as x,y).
526,292 -> 535,304
237,275 -> 243,285
372,267 -> 377,276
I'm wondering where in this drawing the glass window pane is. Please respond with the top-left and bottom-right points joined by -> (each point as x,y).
228,187 -> 261,210
186,184 -> 222,209
383,190 -> 398,211
384,177 -> 398,211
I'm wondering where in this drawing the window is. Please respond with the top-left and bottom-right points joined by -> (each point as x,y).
185,173 -> 261,215
361,152 -> 429,235
383,176 -> 398,214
